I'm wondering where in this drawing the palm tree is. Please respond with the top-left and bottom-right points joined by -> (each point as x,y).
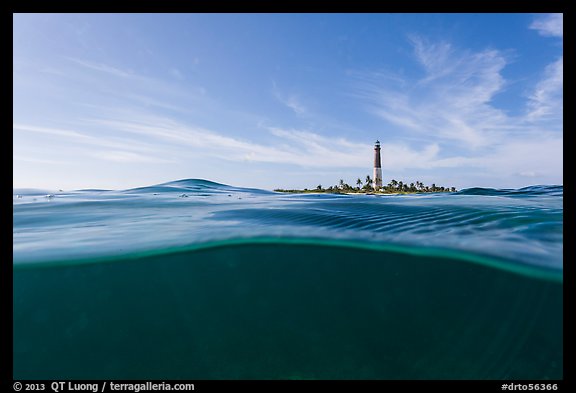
363,175 -> 373,191
339,179 -> 345,189
410,182 -> 416,192
356,178 -> 363,189
317,184 -> 322,191
398,181 -> 404,192
390,179 -> 398,190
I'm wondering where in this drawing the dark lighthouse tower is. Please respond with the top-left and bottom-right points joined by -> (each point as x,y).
373,140 -> 382,189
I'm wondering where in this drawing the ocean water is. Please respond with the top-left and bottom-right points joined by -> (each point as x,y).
13,179 -> 563,379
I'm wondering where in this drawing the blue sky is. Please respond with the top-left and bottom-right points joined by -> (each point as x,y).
13,13 -> 563,191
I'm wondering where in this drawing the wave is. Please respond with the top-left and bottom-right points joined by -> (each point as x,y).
13,180 -> 563,275
123,178 -> 275,195
456,185 -> 563,197
14,179 -> 563,197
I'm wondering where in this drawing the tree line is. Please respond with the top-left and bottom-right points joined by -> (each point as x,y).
275,175 -> 457,194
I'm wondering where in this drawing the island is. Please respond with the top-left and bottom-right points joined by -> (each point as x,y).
275,141 -> 457,194
274,176 -> 457,195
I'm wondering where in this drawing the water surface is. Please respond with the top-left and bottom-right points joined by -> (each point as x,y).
13,179 -> 563,379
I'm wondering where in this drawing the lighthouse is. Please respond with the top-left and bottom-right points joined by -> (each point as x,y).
373,140 -> 382,189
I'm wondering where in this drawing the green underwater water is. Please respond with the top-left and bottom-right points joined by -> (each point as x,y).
13,242 -> 562,380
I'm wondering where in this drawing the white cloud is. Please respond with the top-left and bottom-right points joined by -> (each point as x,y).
353,35 -> 562,185
359,37 -> 508,149
87,117 -> 324,166
283,96 -> 307,115
13,123 -> 155,153
13,124 -> 89,139
475,137 -> 563,181
527,56 -> 563,122
121,93 -> 191,113
272,81 -> 308,116
15,35 -> 561,189
80,112 -> 466,171
90,150 -> 173,163
359,35 -> 563,139
13,156 -> 68,165
530,13 -> 563,38
64,57 -> 208,107
518,171 -> 538,178
526,15 -> 563,125
66,57 -> 136,78
410,37 -> 455,82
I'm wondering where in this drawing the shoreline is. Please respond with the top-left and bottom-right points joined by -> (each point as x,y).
274,190 -> 431,195
274,181 -> 456,195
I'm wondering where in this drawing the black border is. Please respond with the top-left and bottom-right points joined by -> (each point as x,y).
3,380 -> 570,392
10,1 -> 568,14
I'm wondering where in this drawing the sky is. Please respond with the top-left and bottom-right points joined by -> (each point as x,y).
13,13 -> 563,191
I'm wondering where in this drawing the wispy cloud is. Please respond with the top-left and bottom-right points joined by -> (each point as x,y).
13,155 -> 69,165
283,96 -> 307,116
14,123 -> 149,151
64,57 -> 208,105
527,56 -> 563,121
13,124 -> 89,139
410,37 -> 456,83
268,128 -> 469,170
81,111 -> 467,171
526,13 -> 564,125
473,137 -> 562,181
272,81 -> 307,116
530,13 -> 563,38
66,57 -> 137,78
86,116 -> 317,165
90,150 -> 174,163
120,93 -> 192,114
357,36 -> 509,149
352,34 -> 562,182
359,34 -> 563,139
13,123 -> 168,165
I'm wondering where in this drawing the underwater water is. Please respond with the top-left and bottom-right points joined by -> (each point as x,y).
13,179 -> 563,379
